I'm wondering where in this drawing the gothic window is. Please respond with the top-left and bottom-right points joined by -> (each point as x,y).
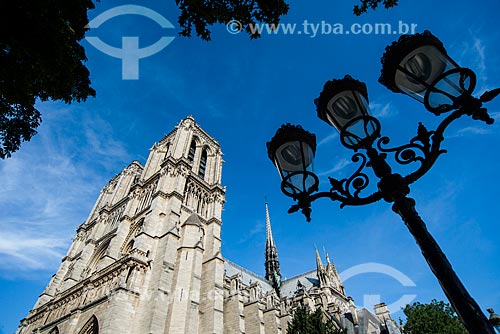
106,204 -> 125,234
183,180 -> 210,218
165,142 -> 170,157
198,149 -> 207,179
87,239 -> 110,275
137,179 -> 158,212
123,240 -> 134,255
188,140 -> 196,162
63,261 -> 75,280
48,326 -> 59,334
163,142 -> 170,161
121,219 -> 143,256
78,315 -> 98,334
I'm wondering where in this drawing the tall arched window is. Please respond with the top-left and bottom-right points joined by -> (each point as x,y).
123,239 -> 134,255
49,326 -> 59,334
86,239 -> 110,275
198,149 -> 207,179
163,142 -> 170,161
78,315 -> 98,334
188,140 -> 196,162
121,219 -> 143,256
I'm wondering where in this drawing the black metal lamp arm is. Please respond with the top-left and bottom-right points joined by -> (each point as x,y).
285,87 -> 500,222
287,151 -> 384,221
378,87 -> 499,186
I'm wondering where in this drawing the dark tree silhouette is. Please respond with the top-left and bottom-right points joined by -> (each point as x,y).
177,0 -> 400,40
0,0 -> 96,158
0,0 -> 398,158
287,306 -> 347,334
353,0 -> 399,16
176,0 -> 290,40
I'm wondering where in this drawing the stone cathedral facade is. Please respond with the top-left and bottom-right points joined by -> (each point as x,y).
17,116 -> 399,334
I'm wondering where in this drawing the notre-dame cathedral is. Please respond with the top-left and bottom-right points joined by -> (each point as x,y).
17,116 -> 400,334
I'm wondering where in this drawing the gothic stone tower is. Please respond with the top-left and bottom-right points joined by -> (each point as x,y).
18,116 -> 226,334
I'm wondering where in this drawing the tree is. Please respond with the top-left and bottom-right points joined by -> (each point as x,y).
176,0 -> 289,40
287,306 -> 347,334
0,0 -> 398,158
177,0 -> 399,40
353,0 -> 399,16
0,0 -> 96,158
400,300 -> 468,334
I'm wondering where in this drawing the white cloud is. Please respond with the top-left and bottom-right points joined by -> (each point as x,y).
0,104 -> 131,277
317,158 -> 351,176
449,125 -> 494,138
238,219 -> 265,244
472,37 -> 487,82
318,132 -> 339,146
0,230 -> 68,271
490,111 -> 500,121
83,117 -> 129,159
370,101 -> 396,119
456,32 -> 492,93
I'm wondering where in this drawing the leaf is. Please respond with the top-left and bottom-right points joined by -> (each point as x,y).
288,205 -> 300,213
480,88 -> 500,102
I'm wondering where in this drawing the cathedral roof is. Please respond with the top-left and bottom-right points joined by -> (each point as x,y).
279,270 -> 319,297
224,258 -> 274,292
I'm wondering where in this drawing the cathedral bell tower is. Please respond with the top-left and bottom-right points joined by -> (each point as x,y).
18,116 -> 226,334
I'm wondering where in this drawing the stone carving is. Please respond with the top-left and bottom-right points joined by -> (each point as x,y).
123,163 -> 142,177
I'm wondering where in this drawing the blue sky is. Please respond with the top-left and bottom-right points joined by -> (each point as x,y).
1,0 -> 500,332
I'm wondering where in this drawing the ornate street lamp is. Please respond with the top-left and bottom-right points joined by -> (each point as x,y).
267,30 -> 499,334
378,30 -> 498,121
315,75 -> 380,149
266,123 -> 318,199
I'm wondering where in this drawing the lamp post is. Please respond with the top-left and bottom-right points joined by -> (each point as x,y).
267,30 -> 499,334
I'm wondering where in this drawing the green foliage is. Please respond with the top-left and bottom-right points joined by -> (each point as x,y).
0,0 -> 400,158
353,0 -> 399,16
0,0 -> 96,158
176,0 -> 399,40
287,306 -> 347,334
400,300 -> 468,334
176,0 -> 290,40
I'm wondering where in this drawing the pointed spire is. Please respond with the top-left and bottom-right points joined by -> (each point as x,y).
264,200 -> 281,294
315,245 -> 329,288
325,248 -> 339,275
315,245 -> 323,269
265,200 -> 275,248
323,247 -> 346,295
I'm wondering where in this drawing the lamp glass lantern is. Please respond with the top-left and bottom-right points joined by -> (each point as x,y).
266,124 -> 318,198
379,30 -> 476,114
316,75 -> 379,149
